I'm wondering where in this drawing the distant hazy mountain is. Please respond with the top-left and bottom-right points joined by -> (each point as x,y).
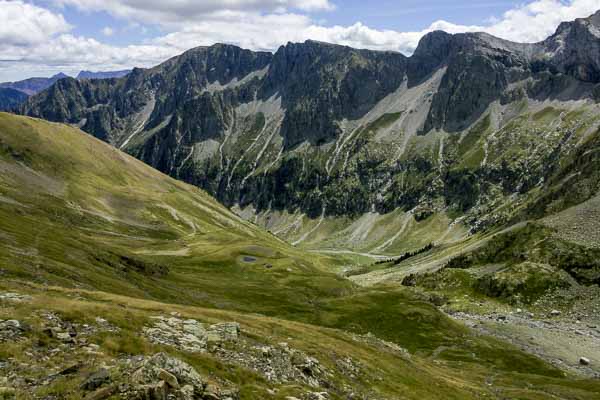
0,73 -> 69,96
0,87 -> 29,111
0,70 -> 132,110
77,69 -> 131,80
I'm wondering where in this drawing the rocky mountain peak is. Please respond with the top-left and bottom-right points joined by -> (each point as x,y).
542,10 -> 600,82
267,39 -> 408,148
573,9 -> 600,32
51,72 -> 69,79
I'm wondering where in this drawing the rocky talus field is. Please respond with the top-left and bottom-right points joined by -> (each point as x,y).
1,9 -> 600,400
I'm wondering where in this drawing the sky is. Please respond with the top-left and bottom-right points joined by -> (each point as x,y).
0,0 -> 599,82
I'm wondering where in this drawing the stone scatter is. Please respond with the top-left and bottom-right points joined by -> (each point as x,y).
143,316 -> 240,352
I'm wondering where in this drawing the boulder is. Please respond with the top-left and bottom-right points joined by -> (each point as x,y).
80,368 -> 110,391
208,322 -> 240,343
580,357 -> 591,366
182,319 -> 206,337
131,353 -> 205,390
0,320 -> 27,341
143,317 -> 208,352
203,383 -> 221,400
138,381 -> 168,400
158,369 -> 179,389
306,392 -> 329,400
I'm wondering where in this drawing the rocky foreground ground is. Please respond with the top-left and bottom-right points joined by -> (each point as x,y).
1,288 -> 418,400
2,284 -> 600,400
0,293 -> 338,399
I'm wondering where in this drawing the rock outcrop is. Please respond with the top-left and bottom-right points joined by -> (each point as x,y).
143,316 -> 240,352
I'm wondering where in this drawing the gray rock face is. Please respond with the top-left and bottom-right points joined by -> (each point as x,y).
143,316 -> 240,352
420,31 -> 541,133
543,10 -> 600,82
124,353 -> 209,400
266,40 -> 408,148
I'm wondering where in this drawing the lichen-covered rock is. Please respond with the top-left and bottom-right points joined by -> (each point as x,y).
207,322 -> 240,343
0,292 -> 32,303
131,353 -> 205,389
143,316 -> 207,352
0,320 -> 27,342
213,341 -> 330,387
143,317 -> 241,353
116,353 -> 239,400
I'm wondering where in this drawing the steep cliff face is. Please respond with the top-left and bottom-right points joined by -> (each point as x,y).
20,11 -> 600,247
542,10 -> 600,83
266,41 -> 408,148
421,32 -> 535,132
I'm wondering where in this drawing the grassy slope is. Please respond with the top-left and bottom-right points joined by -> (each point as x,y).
1,113 -> 599,399
0,112 -> 349,310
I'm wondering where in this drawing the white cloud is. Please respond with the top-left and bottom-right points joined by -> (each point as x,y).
0,0 -> 599,81
486,0 -> 600,42
101,26 -> 114,36
297,0 -> 600,53
0,0 -> 70,48
300,20 -> 484,54
153,12 -> 314,52
54,0 -> 334,26
140,0 -> 600,57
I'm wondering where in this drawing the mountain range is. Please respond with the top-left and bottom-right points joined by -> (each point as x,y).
0,70 -> 131,111
19,11 -> 600,254
2,9 -> 600,399
0,72 -> 70,96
